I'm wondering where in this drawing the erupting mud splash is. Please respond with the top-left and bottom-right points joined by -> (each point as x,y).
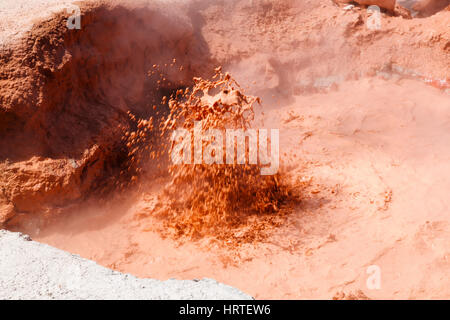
120,66 -> 301,243
157,67 -> 301,241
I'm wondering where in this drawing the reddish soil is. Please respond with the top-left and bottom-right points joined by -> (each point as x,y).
1,0 -> 449,299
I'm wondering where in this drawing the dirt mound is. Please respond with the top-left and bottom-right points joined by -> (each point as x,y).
0,1 -> 214,226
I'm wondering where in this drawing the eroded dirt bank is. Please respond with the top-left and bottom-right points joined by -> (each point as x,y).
1,0 -> 449,299
0,0 -> 215,226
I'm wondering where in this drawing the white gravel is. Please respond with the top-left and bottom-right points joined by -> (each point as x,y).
0,230 -> 252,300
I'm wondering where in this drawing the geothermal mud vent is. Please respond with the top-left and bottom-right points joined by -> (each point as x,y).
0,3 -> 298,244
144,68 -> 300,242
2,0 -> 450,300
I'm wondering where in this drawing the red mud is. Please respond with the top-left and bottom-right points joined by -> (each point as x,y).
1,0 -> 449,299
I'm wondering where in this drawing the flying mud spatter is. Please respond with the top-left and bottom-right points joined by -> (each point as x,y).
122,66 -> 303,244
